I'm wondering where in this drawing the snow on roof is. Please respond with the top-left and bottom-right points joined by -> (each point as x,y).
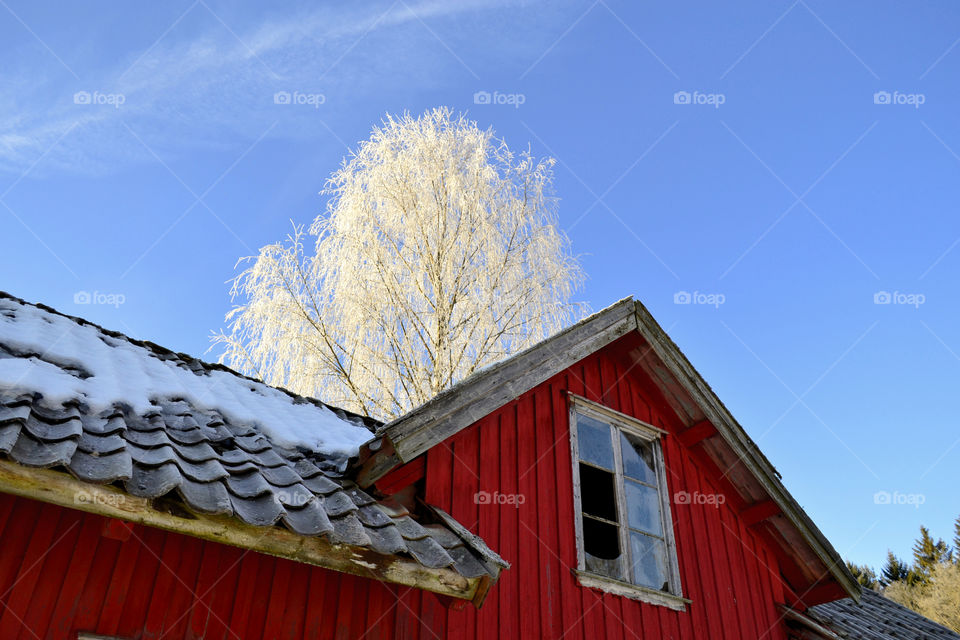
0,294 -> 373,459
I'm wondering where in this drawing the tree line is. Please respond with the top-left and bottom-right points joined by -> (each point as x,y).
846,514 -> 960,632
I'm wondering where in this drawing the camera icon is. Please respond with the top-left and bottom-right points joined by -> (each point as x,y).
873,291 -> 891,305
73,291 -> 91,304
273,91 -> 291,105
474,491 -> 491,504
873,491 -> 891,505
473,91 -> 491,105
674,291 -> 691,304
674,491 -> 691,504
873,91 -> 891,105
673,91 -> 691,105
73,91 -> 91,105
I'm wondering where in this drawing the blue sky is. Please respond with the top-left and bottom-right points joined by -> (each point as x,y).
2,0 -> 959,573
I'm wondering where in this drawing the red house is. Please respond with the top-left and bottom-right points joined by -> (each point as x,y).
0,291 -> 955,639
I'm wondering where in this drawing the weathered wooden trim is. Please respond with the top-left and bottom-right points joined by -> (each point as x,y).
631,300 -> 862,604
779,605 -> 845,640
574,570 -> 690,611
568,393 -> 669,437
356,439 -> 403,489
375,298 -> 638,473
677,419 -> 717,448
0,459 -> 484,602
740,499 -> 781,527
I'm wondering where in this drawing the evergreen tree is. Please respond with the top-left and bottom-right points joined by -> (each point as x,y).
846,560 -> 879,589
913,526 -> 950,585
880,551 -> 910,586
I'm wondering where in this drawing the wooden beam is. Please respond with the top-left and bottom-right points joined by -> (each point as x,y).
0,459 -> 485,603
355,438 -> 402,489
740,499 -> 781,527
677,420 -> 717,448
375,456 -> 427,496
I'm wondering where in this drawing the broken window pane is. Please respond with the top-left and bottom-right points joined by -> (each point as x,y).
583,516 -> 623,580
624,478 -> 662,535
577,413 -> 614,469
630,531 -> 668,591
579,463 -> 618,522
621,431 -> 657,485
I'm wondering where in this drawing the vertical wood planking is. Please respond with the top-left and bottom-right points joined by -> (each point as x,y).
0,342 -> 819,640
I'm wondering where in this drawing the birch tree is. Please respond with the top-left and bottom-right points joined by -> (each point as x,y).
213,107 -> 584,420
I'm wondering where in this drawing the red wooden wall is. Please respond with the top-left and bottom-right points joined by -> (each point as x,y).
422,341 -> 795,640
0,493 -> 406,640
0,338 -> 799,639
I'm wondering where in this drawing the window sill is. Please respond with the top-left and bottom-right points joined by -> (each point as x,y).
574,570 -> 691,612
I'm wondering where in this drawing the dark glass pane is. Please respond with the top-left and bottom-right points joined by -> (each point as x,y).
577,414 -> 614,469
579,463 -> 618,522
583,516 -> 623,580
630,532 -> 668,591
621,432 -> 657,485
624,479 -> 662,535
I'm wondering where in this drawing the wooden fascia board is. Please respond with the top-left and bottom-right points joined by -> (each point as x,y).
631,300 -> 862,604
0,459 -> 486,603
379,298 -> 638,466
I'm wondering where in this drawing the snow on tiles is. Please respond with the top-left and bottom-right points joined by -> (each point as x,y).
0,298 -> 372,458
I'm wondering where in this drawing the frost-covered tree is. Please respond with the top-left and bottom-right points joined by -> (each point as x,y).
213,107 -> 584,420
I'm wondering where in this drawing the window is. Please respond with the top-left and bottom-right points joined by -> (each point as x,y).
569,394 -> 686,609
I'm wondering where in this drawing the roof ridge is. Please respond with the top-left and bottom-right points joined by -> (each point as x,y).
0,290 -> 381,432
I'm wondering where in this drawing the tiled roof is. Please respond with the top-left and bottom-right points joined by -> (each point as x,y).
0,292 -> 503,582
809,588 -> 960,639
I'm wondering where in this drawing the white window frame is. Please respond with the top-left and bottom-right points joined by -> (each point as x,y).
568,393 -> 689,611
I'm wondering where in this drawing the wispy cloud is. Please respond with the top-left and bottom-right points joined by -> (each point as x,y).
0,0 -> 550,176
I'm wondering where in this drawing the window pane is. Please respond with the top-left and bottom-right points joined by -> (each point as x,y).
577,413 -> 614,469
621,432 -> 657,485
579,463 -> 618,521
624,479 -> 662,535
583,516 -> 623,580
630,532 -> 668,591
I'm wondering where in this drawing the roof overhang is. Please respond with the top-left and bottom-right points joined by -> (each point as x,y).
358,297 -> 861,606
0,458 -> 495,606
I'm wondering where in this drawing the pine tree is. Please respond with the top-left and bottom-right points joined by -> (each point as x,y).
913,526 -> 949,585
880,551 -> 910,586
846,560 -> 879,589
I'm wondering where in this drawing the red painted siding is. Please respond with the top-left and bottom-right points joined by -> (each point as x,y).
0,338 -> 796,639
424,342 -> 794,640
0,493 -> 401,639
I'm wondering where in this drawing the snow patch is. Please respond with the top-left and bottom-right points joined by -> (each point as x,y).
0,298 -> 373,458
